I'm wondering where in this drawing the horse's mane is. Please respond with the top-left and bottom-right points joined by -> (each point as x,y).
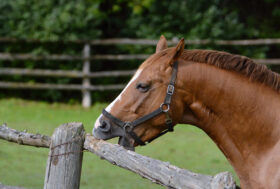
180,49 -> 280,93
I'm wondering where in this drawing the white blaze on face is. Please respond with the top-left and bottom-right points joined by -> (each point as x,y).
94,69 -> 142,128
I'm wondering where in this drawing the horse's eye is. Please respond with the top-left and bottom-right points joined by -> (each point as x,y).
136,83 -> 150,92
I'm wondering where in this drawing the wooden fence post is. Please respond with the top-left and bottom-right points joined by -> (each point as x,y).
82,44 -> 91,108
44,123 -> 85,189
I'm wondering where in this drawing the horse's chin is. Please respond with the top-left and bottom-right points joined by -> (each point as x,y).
93,127 -> 135,151
118,136 -> 135,151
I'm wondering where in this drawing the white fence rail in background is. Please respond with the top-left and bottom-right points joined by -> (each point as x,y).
0,38 -> 280,107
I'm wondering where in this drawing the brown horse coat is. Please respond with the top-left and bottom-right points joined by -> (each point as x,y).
93,36 -> 280,189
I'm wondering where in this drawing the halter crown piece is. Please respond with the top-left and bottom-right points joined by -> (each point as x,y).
102,60 -> 179,146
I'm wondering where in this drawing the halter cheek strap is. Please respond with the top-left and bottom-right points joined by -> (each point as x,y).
102,60 -> 179,146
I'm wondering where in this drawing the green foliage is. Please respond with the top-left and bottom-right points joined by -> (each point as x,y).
0,0 -> 279,102
0,0 -> 103,40
126,0 -> 246,39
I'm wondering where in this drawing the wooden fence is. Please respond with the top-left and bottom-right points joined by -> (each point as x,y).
0,123 -> 237,189
0,37 -> 280,108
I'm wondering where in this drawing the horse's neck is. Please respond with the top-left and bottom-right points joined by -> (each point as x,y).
179,62 -> 280,188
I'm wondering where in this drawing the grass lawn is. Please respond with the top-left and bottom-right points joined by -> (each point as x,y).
0,98 -> 238,188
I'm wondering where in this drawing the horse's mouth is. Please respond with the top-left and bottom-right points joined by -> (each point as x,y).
93,127 -> 135,151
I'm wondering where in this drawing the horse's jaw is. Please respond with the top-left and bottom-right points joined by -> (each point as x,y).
93,127 -> 135,151
118,136 -> 135,151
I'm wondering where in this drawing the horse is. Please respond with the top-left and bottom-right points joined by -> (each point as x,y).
92,35 -> 280,189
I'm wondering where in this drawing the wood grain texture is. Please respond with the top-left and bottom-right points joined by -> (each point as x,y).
84,135 -> 236,189
0,183 -> 26,189
0,123 -> 50,148
44,123 -> 85,189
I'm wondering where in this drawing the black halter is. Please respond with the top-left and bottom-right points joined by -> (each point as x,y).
102,60 -> 179,146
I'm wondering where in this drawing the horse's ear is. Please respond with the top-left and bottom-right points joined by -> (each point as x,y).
168,38 -> 185,66
156,35 -> 168,53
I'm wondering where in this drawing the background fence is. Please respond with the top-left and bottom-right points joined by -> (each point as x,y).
1,37 -> 280,107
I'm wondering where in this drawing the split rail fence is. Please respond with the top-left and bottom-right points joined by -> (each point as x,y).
0,123 -> 237,189
0,37 -> 280,107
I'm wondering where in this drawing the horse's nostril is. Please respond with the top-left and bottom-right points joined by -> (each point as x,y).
99,120 -> 111,132
101,121 -> 106,128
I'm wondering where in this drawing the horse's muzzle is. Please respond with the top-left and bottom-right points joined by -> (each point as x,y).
98,119 -> 111,132
92,116 -> 135,151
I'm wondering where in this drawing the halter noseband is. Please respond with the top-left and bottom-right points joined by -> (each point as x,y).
102,60 -> 179,146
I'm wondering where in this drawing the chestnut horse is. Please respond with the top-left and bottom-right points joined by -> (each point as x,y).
93,36 -> 280,189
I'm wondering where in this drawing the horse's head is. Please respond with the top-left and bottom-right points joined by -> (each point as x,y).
93,36 -> 185,150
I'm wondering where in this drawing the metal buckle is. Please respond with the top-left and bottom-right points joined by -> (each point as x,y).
167,84 -> 174,95
123,122 -> 133,132
160,103 -> 170,112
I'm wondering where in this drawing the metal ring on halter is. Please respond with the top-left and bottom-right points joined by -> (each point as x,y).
160,103 -> 170,112
123,122 -> 133,132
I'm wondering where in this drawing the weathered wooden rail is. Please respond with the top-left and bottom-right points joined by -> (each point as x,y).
0,68 -> 135,78
1,37 -> 280,45
0,183 -> 25,189
0,123 -> 237,189
1,38 -> 280,107
1,52 -> 279,64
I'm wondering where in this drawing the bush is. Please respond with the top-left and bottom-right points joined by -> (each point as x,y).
0,0 -> 279,103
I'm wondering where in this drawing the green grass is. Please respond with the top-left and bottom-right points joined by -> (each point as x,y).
0,98 -> 238,188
